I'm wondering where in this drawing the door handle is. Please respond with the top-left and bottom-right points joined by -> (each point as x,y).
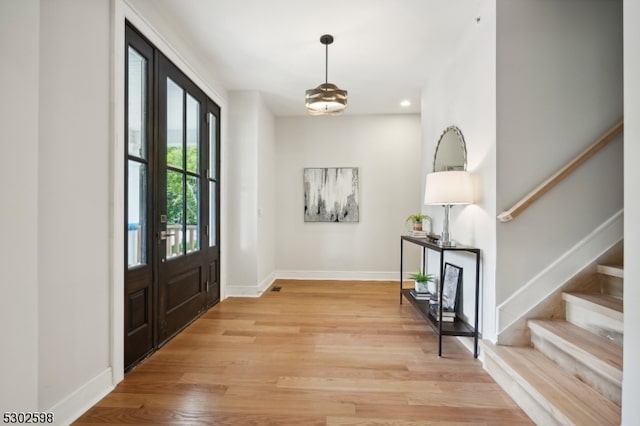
160,230 -> 176,240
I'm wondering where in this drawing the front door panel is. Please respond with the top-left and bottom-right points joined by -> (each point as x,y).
157,59 -> 208,344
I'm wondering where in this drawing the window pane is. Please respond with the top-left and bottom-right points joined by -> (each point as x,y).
209,113 -> 217,177
128,161 -> 147,267
186,175 -> 200,253
166,170 -> 184,258
186,94 -> 200,174
209,181 -> 216,247
128,47 -> 146,158
166,78 -> 183,169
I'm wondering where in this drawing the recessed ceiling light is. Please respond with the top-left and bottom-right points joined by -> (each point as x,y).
400,100 -> 411,107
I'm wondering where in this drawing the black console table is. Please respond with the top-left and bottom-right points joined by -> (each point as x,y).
400,235 -> 481,358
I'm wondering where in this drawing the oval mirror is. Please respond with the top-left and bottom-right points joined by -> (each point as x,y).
433,126 -> 467,172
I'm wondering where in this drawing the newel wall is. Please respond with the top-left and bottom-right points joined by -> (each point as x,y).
622,1 -> 640,423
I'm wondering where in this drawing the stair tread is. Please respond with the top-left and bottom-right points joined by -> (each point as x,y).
597,264 -> 624,278
482,342 -> 620,425
563,291 -> 623,316
528,319 -> 622,383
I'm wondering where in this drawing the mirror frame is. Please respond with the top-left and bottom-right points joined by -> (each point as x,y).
433,126 -> 467,172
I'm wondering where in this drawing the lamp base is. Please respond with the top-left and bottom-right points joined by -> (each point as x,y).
438,205 -> 455,247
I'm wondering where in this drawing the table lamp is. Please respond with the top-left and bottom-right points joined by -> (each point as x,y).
424,171 -> 473,247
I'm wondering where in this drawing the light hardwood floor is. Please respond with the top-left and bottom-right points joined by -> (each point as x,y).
75,280 -> 533,425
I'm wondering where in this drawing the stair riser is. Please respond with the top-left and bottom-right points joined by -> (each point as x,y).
483,354 -> 563,426
530,333 -> 621,406
565,303 -> 623,345
599,274 -> 623,298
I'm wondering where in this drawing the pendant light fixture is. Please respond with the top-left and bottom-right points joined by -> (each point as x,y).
305,34 -> 348,115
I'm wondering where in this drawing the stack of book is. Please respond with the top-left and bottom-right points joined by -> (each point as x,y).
409,289 -> 432,300
428,303 -> 456,322
407,230 -> 428,238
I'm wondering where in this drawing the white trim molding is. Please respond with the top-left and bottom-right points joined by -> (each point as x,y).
224,285 -> 265,298
496,209 -> 623,336
276,270 -> 401,281
259,271 -> 277,293
224,270 -> 402,298
224,272 -> 277,298
47,368 -> 113,426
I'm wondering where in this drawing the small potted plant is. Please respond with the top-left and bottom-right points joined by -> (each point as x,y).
406,214 -> 431,232
410,269 -> 435,293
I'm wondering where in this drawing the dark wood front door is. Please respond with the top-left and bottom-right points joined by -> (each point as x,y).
124,23 -> 220,370
156,56 -> 220,344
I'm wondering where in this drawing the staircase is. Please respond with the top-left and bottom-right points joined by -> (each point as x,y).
482,263 -> 623,425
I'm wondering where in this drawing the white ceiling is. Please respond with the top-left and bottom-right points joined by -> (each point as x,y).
129,0 -> 483,116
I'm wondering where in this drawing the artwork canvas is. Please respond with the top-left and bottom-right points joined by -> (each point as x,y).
303,167 -> 359,222
442,263 -> 462,311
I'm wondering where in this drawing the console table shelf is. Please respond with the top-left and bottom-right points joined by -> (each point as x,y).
402,289 -> 476,335
400,235 -> 480,358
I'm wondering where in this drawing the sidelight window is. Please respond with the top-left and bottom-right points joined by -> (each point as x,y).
127,46 -> 148,267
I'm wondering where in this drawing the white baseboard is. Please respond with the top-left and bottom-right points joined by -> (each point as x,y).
223,270 -> 398,298
224,285 -> 264,298
496,210 -> 623,335
456,336 -> 476,356
48,367 -> 113,426
258,271 -> 277,293
275,270 -> 401,281
224,271 -> 277,298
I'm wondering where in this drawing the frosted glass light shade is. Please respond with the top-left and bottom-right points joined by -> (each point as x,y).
424,171 -> 473,205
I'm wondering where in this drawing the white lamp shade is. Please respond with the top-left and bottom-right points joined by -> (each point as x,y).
424,171 -> 473,205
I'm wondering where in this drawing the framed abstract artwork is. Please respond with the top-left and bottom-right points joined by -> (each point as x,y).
442,262 -> 462,311
303,167 -> 359,222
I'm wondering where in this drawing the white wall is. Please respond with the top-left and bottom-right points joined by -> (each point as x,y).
495,0 -> 623,305
275,114 -> 422,279
0,0 -> 40,412
622,1 -> 640,423
421,0 -> 497,339
257,97 -> 277,286
227,92 -> 260,289
38,0 -> 113,413
227,91 -> 276,294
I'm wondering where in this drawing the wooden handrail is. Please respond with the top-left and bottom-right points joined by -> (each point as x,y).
497,120 -> 624,223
